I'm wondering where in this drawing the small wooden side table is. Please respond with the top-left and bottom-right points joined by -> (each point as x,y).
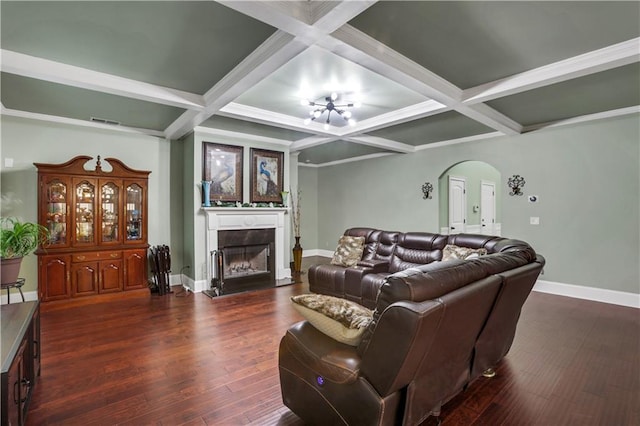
1,278 -> 25,304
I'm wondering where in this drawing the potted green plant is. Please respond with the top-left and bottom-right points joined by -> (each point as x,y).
0,217 -> 49,285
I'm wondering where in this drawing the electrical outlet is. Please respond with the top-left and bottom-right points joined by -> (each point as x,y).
530,217 -> 540,225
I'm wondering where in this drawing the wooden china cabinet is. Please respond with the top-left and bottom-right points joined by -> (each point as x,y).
34,156 -> 150,302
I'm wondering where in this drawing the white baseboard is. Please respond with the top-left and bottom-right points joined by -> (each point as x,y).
304,249 -> 333,258
534,279 -> 639,309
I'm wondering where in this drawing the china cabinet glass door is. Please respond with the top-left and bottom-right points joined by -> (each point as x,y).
125,183 -> 143,241
75,180 -> 95,244
45,179 -> 68,246
101,182 -> 120,243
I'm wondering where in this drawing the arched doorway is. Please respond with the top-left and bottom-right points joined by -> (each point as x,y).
438,161 -> 502,235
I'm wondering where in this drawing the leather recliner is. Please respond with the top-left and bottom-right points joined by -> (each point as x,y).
280,230 -> 545,425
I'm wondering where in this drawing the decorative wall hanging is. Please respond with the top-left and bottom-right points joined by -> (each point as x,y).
422,182 -> 433,199
250,148 -> 284,203
507,174 -> 526,196
202,142 -> 243,202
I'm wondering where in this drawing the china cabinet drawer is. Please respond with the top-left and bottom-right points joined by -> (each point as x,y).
72,251 -> 122,263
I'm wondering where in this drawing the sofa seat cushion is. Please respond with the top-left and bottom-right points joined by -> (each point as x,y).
282,321 -> 361,384
331,235 -> 366,267
292,294 -> 373,346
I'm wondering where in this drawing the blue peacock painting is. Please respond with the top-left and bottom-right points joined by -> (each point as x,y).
258,159 -> 279,196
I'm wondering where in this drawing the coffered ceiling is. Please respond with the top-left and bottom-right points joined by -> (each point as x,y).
1,1 -> 638,166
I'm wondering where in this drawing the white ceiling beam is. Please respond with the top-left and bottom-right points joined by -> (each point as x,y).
345,135 -> 415,154
0,50 -> 205,110
463,37 -> 640,105
323,25 -> 523,135
219,102 -> 331,135
165,31 -> 308,139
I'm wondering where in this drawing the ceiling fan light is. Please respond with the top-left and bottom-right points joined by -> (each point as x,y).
323,122 -> 330,130
348,119 -> 356,126
330,92 -> 337,101
353,101 -> 362,108
313,110 -> 322,118
301,99 -> 310,106
304,118 -> 312,125
343,110 -> 352,119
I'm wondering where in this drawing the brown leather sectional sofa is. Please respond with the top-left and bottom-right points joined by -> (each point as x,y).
279,228 -> 545,425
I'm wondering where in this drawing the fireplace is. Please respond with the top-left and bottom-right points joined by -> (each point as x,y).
203,207 -> 291,295
211,228 -> 275,295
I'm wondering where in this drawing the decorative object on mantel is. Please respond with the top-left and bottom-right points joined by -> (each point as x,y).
250,148 -> 284,203
301,92 -> 360,129
291,189 -> 303,274
281,191 -> 289,207
507,174 -> 526,196
202,142 -> 243,202
201,181 -> 212,207
421,182 -> 433,199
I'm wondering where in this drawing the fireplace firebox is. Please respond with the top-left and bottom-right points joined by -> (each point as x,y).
209,228 -> 275,296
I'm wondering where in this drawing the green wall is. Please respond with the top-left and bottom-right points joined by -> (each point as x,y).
308,115 -> 639,294
298,166 -> 319,251
0,115 -> 173,294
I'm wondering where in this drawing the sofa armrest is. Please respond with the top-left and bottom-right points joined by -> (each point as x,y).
344,261 -> 389,305
357,259 -> 389,272
359,300 -> 444,397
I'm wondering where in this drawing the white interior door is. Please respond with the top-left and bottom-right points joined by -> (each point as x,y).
480,181 -> 496,235
449,176 -> 466,234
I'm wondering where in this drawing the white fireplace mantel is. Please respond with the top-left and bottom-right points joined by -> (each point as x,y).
203,207 -> 291,286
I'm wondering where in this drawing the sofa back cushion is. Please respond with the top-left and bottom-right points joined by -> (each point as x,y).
345,227 -> 380,260
389,232 -> 447,273
373,231 -> 399,261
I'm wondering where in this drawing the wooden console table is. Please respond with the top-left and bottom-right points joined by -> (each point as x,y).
1,301 -> 40,426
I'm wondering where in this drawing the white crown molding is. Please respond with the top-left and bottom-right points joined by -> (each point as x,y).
2,106 -> 166,138
457,103 -> 523,135
523,105 -> 640,132
312,152 -> 396,168
290,135 -> 340,151
340,100 -> 450,136
0,49 -> 205,110
463,37 -> 640,105
414,131 -> 505,151
193,126 -> 291,147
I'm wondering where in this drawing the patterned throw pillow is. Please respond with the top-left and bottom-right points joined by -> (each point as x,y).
330,236 -> 365,267
291,294 -> 373,346
442,244 -> 488,261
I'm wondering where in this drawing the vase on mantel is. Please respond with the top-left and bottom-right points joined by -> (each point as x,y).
292,236 -> 303,273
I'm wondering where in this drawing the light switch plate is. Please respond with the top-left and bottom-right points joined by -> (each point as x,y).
530,217 -> 540,225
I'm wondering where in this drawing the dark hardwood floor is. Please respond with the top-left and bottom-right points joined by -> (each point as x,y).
27,260 -> 639,425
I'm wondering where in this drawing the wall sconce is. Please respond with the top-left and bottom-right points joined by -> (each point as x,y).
507,174 -> 526,196
422,182 -> 433,199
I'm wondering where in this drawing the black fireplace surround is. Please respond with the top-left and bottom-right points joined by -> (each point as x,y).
211,228 -> 275,295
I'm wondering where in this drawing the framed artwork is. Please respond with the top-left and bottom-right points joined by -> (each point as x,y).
250,148 -> 284,203
202,142 -> 243,202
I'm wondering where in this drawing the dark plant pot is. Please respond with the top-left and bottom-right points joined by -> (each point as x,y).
292,237 -> 303,273
1,257 -> 23,285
